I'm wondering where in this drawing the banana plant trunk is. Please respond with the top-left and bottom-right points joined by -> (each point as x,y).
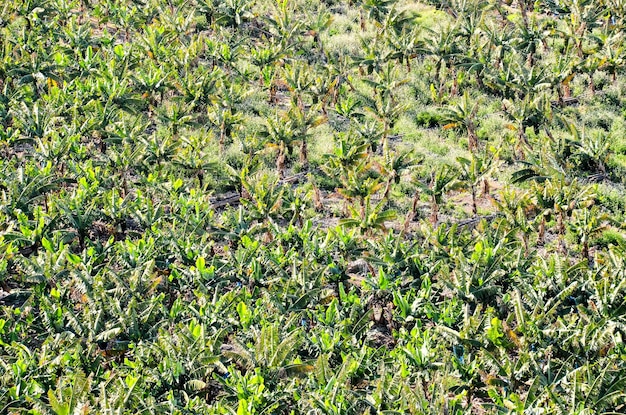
588,71 -> 596,95
300,139 -> 308,168
482,178 -> 490,197
359,197 -> 366,221
582,238 -> 590,264
276,141 -> 286,179
556,206 -> 567,254
538,215 -> 546,245
402,189 -> 421,234
219,125 -> 226,154
313,183 -> 323,211
468,124 -> 478,153
516,127 -> 527,160
382,177 -> 393,203
471,185 -> 478,216
430,195 -> 439,225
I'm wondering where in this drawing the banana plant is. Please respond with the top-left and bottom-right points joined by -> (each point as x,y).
156,100 -> 197,138
352,36 -> 392,76
493,186 -> 534,253
264,0 -> 304,49
304,9 -> 333,59
133,319 -> 225,398
282,61 -> 313,110
415,164 -> 462,226
362,62 -> 408,106
456,150 -> 499,216
514,159 -> 597,254
336,166 -> 382,221
175,65 -> 222,111
57,197 -> 97,251
385,25 -> 421,72
568,206 -> 607,264
260,114 -> 296,179
502,93 -> 552,159
137,23 -> 176,62
285,100 -> 326,168
362,94 -> 406,157
130,61 -> 170,109
240,173 -> 286,228
333,95 -> 363,121
377,149 -> 420,204
3,206 -> 58,260
207,102 -> 243,154
36,370 -> 91,415
1,163 -> 66,219
441,91 -> 480,153
10,102 -> 57,140
569,124 -> 610,179
339,198 -> 397,236
7,45 -> 61,100
221,322 -> 309,380
321,137 -> 369,183
209,0 -> 254,28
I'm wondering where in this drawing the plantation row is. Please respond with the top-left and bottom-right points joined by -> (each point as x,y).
1,0 -> 626,413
